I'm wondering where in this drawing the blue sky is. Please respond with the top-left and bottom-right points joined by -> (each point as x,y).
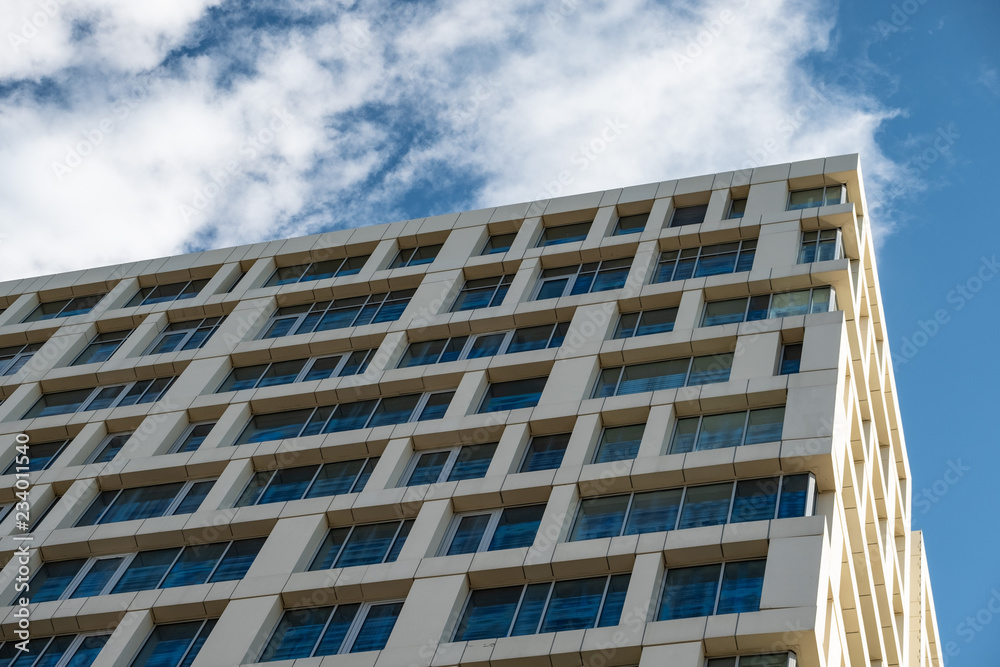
1,0 -> 997,662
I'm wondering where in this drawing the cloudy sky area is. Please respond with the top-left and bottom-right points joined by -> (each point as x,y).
1,1 -> 999,661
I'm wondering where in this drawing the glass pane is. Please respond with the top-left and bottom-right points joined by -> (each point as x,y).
778,474 -> 811,518
591,266 -> 629,292
658,564 -> 721,620
454,586 -> 523,641
510,583 -> 549,637
70,557 -> 127,598
539,576 -> 607,633
810,287 -> 832,313
25,388 -> 94,418
769,291 -> 811,319
174,481 -> 213,515
617,359 -> 690,394
624,489 -> 682,535
324,400 -> 378,433
111,549 -> 180,593
780,344 -> 802,375
534,278 -> 569,301
210,538 -> 265,582
76,491 -> 116,526
368,394 -> 420,428
592,367 -> 621,398
679,483 -> 734,529
703,299 -> 747,327
788,188 -> 825,210
258,360 -> 307,387
219,365 -> 266,392
31,634 -> 75,666
745,407 -> 784,444
149,331 -> 187,354
236,409 -> 312,444
401,340 -> 447,367
65,634 -> 109,667
418,392 -> 453,421
439,337 -> 468,363
746,295 -> 770,321
571,495 -> 629,540
731,478 -> 780,523
175,423 -> 213,453
313,603 -> 360,656
688,353 -> 733,385
93,434 -> 130,463
698,412 -> 749,451
670,204 -> 708,227
597,574 -> 630,626
336,522 -> 402,567
482,233 -> 516,255
489,505 -> 544,550
695,251 -> 738,278
160,543 -> 228,588
310,527 -> 351,571
507,326 -> 551,354
385,520 -> 413,563
635,308 -> 677,336
669,417 -> 700,454
740,656 -> 790,667
260,607 -> 330,661
447,514 -> 491,555
100,483 -> 184,524
519,434 -> 569,472
337,351 -> 370,377
235,471 -> 272,507
453,282 -> 499,311
406,451 -> 451,486
26,559 -> 86,603
717,560 -> 766,614
614,213 -> 647,235
479,378 -> 545,412
539,222 -> 590,246
307,459 -> 365,498
729,198 -> 747,218
614,312 -> 640,339
259,466 -> 319,504
594,424 -> 644,463
448,444 -> 496,481
349,602 -> 403,652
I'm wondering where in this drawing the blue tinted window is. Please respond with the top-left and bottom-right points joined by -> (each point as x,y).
519,434 -> 569,472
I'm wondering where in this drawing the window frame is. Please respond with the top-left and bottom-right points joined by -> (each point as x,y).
656,559 -> 767,621
399,444 -> 497,487
84,431 -> 134,465
535,220 -> 592,247
399,322 -> 568,368
480,233 -> 517,256
308,518 -> 414,570
217,350 -> 375,392
143,316 -> 224,355
263,255 -> 370,287
669,203 -> 709,227
517,433 -> 571,473
389,244 -> 443,269
23,376 -> 177,419
168,422 -> 216,454
22,294 -> 106,323
727,197 -> 747,219
450,274 -> 514,312
259,600 -> 404,661
779,343 -> 803,375
707,653 -> 798,667
612,212 -> 649,236
478,377 -> 547,413
131,618 -> 215,667
786,184 -> 847,211
235,457 -> 378,507
437,504 -> 546,556
668,407 -> 786,454
0,631 -> 112,667
613,307 -> 678,339
70,330 -> 133,366
700,287 -> 835,327
127,279 -> 209,308
76,478 -> 215,527
259,290 -> 414,339
652,239 -> 757,284
592,353 -> 734,398
0,342 -> 42,375
3,438 -> 71,474
797,229 -> 842,263
531,259 -> 632,301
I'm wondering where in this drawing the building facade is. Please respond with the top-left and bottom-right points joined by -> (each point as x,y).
0,154 -> 944,666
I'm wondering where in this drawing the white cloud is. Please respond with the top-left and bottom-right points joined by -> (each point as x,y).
0,0 -> 909,282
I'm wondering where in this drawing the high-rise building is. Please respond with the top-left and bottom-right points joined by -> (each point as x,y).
0,153 -> 943,667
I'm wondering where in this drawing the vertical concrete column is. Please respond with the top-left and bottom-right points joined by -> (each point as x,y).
559,303 -> 618,361
444,371 -> 487,420
26,323 -> 94,375
396,269 -> 462,331
760,535 -> 826,610
486,423 -> 530,476
246,513 -> 327,577
638,642 -> 705,667
58,422 -> 107,466
537,356 -> 599,407
508,217 -> 542,257
801,319 -> 848,372
123,411 -> 188,459
0,384 -> 42,427
198,459 -> 254,511
90,610 -> 153,667
530,483 -> 578,555
622,239 -> 660,299
673,288 -> 705,332
198,403 -> 251,451
382,574 -> 468,649
745,180 -> 789,219
638,197 -> 673,243
198,297 -> 273,356
236,257 -> 276,293
731,332 -> 781,380
397,498 -> 452,560
160,357 -> 230,409
189,595 -> 283,666
0,294 -> 36,327
359,239 -> 399,277
364,438 -> 411,491
41,478 -> 98,529
621,552 -> 664,625
583,206 -> 617,244
636,404 -> 674,459
199,262 -> 242,298
754,220 -> 802,273
705,188 -> 731,223
431,226 -> 487,272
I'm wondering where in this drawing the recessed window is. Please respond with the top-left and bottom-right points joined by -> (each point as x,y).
127,279 -> 209,307
593,354 -> 733,398
264,255 -> 370,287
481,233 -> 517,255
479,377 -> 547,412
75,479 -> 215,526
702,287 -> 834,327
0,633 -> 110,667
779,343 -> 803,375
169,422 -> 215,454
401,444 -> 497,486
309,519 -> 413,570
399,322 -> 568,368
612,212 -> 648,236
390,244 -> 442,269
218,351 -> 374,392
728,198 -> 747,218
260,601 -> 403,661
537,221 -> 591,247
23,377 -> 176,419
23,294 -> 105,322
451,274 -> 514,312
453,574 -> 629,641
592,424 -> 644,464
234,391 -> 453,445
669,407 -> 785,454
613,307 -> 677,339
440,504 -> 546,555
657,560 -> 766,620
145,317 -> 224,354
85,432 -> 133,464
24,538 -> 265,603
71,330 -> 132,366
132,619 -> 215,667
798,230 -> 841,263
708,654 -> 797,667
0,342 -> 41,375
261,291 -> 414,338
235,458 -> 378,506
654,240 -> 756,283
3,438 -> 70,474
669,203 -> 708,227
787,184 -> 846,210
532,260 -> 631,300
518,433 -> 571,473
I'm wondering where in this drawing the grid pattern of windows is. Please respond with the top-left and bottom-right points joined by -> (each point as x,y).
236,458 -> 378,506
798,229 -> 841,263
454,574 -> 630,641
132,620 -> 215,667
127,279 -> 209,307
593,353 -> 734,398
451,274 -> 513,311
76,479 -> 214,526
613,212 -> 648,236
613,307 -> 677,338
23,294 -> 105,322
479,377 -> 547,412
401,444 -> 496,486
570,474 -> 815,541
0,633 -> 110,667
261,291 -> 413,338
787,185 -> 846,210
518,433 -> 571,473
4,438 -> 70,474
537,221 -> 591,246
218,350 -> 374,392
657,560 -> 766,620
264,255 -> 369,287
24,377 -> 176,419
533,259 -> 630,300
145,317 -> 223,354
669,204 -> 708,227
25,538 -> 264,603
0,342 -> 41,375
702,287 -> 834,327
669,407 -> 785,454
399,322 -> 568,368
653,240 -> 756,283
779,343 -> 803,375
85,432 -> 133,464
71,330 -> 132,365
169,422 -> 215,454
481,233 -> 517,255
260,602 -> 403,661
309,519 -> 413,570
592,424 -> 644,463
390,244 -> 442,268
440,504 -> 545,555
234,391 -> 453,445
